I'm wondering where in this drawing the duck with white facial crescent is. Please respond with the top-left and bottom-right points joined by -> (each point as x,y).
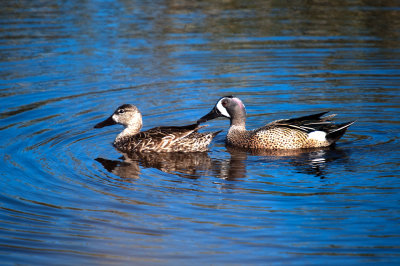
197,96 -> 355,150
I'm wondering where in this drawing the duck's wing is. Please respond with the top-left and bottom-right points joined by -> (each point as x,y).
259,112 -> 353,134
273,112 -> 335,132
135,123 -> 208,143
277,112 -> 332,125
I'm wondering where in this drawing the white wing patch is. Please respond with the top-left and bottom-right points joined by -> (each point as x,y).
216,99 -> 231,118
308,131 -> 327,142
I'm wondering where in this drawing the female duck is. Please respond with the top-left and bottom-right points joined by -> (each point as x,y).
94,104 -> 221,153
197,96 -> 354,150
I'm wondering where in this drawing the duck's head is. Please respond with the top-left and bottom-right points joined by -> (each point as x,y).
94,104 -> 142,129
197,96 -> 246,124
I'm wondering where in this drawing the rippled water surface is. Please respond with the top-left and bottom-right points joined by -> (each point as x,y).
1,0 -> 400,264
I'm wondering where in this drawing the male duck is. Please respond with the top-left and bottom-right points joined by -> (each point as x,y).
197,96 -> 355,150
94,104 -> 221,153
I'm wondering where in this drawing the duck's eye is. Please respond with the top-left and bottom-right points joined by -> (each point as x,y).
117,109 -> 125,114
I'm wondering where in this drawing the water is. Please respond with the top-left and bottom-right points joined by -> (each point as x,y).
1,0 -> 400,264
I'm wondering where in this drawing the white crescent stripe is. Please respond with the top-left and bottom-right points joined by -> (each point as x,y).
216,99 -> 230,118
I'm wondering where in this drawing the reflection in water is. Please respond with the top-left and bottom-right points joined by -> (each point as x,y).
95,157 -> 141,179
1,0 -> 400,264
97,145 -> 348,181
288,148 -> 350,178
223,146 -> 349,179
96,151 -> 218,179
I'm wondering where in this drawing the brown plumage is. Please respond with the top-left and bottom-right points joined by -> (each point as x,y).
94,104 -> 221,153
197,96 -> 355,150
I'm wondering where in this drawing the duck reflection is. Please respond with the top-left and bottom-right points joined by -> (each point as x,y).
96,146 -> 349,181
95,156 -> 141,179
96,151 -> 218,179
218,145 -> 349,179
216,147 -> 248,181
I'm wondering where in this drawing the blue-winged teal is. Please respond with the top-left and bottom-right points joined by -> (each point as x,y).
197,96 -> 355,150
94,104 -> 221,153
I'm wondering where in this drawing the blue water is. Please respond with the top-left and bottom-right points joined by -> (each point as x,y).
1,0 -> 400,264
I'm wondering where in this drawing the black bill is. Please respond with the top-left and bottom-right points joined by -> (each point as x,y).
94,116 -> 116,128
197,106 -> 222,124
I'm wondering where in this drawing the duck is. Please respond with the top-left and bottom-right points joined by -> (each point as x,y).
197,96 -> 355,150
94,104 -> 221,153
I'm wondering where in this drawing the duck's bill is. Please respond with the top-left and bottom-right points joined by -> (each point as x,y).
197,107 -> 221,124
94,116 -> 116,128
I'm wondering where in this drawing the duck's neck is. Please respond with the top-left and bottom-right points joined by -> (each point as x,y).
230,111 -> 246,128
227,119 -> 250,147
227,124 -> 247,137
115,123 -> 142,143
226,101 -> 249,146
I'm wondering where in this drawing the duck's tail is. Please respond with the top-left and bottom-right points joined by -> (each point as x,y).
326,121 -> 355,143
212,130 -> 223,137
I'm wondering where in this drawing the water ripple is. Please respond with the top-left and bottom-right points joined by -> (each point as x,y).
1,0 -> 400,264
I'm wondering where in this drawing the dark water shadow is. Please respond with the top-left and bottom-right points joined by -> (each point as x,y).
95,157 -> 141,180
220,145 -> 351,180
96,151 -> 219,179
96,145 -> 350,181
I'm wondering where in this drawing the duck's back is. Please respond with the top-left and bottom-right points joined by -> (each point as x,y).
252,125 -> 323,149
115,124 -> 220,153
227,125 -> 312,149
226,112 -> 354,150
